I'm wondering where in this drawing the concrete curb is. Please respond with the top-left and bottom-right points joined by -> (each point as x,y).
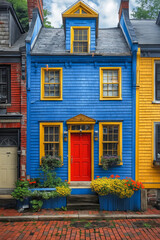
0,214 -> 160,222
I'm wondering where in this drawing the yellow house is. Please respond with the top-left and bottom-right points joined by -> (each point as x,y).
131,15 -> 160,202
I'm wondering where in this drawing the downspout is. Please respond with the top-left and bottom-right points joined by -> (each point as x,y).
131,43 -> 138,180
26,42 -> 31,177
135,48 -> 140,181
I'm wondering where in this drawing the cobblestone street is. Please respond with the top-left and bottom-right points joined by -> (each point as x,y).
1,219 -> 160,240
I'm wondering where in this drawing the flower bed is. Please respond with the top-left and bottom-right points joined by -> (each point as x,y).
12,156 -> 71,211
30,187 -> 68,210
91,175 -> 144,211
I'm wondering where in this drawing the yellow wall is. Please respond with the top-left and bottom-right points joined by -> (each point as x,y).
136,55 -> 160,188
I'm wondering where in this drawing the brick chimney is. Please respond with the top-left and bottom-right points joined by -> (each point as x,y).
119,0 -> 129,21
27,0 -> 44,23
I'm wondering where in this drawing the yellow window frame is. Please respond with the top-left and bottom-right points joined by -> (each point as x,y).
152,59 -> 160,102
41,68 -> 63,100
70,26 -> 90,53
100,67 -> 122,100
99,122 -> 122,165
40,122 -> 63,164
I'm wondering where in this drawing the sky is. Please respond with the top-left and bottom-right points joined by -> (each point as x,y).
45,0 -> 138,28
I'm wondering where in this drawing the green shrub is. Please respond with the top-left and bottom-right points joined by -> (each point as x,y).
11,180 -> 31,202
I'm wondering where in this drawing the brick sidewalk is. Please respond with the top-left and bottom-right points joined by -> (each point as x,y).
0,206 -> 159,217
0,219 -> 160,239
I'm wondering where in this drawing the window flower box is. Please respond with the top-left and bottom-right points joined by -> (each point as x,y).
91,176 -> 143,211
30,188 -> 67,209
99,190 -> 141,211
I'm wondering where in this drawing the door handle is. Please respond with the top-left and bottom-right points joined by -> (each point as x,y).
71,156 -> 73,163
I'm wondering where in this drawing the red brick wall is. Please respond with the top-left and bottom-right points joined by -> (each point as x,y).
7,63 -> 21,113
0,62 -> 27,179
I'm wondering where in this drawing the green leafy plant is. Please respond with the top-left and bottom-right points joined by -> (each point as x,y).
40,155 -> 64,188
29,187 -> 71,212
55,206 -> 67,211
143,222 -> 152,229
28,178 -> 41,188
11,180 -> 31,202
41,155 -> 62,170
30,199 -> 43,212
101,156 -> 121,170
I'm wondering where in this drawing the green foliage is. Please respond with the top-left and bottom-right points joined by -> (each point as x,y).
7,0 -> 29,31
30,199 -> 43,212
11,180 -> 31,201
41,155 -> 63,170
28,178 -> 41,188
101,156 -> 121,170
131,0 -> 160,19
43,9 -> 52,28
40,155 -> 64,188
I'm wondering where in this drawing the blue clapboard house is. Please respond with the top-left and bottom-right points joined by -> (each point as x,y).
26,0 -> 138,196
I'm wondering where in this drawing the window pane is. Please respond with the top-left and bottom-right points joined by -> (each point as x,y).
55,84 -> 60,96
102,125 -> 119,156
102,70 -> 119,97
156,124 -> 160,160
45,71 -> 49,83
156,63 -> 160,100
44,70 -> 60,97
0,68 -> 8,102
44,126 -> 60,157
0,85 -> 7,99
44,85 -> 49,96
73,29 -> 88,53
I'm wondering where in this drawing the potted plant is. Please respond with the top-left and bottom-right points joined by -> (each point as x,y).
91,175 -> 144,211
101,156 -> 121,170
11,180 -> 31,210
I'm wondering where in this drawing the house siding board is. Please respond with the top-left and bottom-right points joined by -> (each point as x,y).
27,55 -> 134,180
137,57 -> 160,188
65,18 -> 96,51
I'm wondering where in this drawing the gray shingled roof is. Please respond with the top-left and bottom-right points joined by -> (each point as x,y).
31,27 -> 131,56
131,19 -> 160,45
0,33 -> 27,52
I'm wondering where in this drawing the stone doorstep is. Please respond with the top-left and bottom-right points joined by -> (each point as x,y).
69,181 -> 91,188
0,195 -> 13,199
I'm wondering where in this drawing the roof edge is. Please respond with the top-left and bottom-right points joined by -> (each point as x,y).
122,9 -> 138,44
26,8 -> 43,43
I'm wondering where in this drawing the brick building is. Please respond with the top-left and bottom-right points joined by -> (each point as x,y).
0,1 -> 27,197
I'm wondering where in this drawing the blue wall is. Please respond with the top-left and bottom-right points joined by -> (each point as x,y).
27,55 -> 135,181
65,18 -> 96,51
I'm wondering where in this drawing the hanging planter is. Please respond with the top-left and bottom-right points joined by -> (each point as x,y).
101,156 -> 121,170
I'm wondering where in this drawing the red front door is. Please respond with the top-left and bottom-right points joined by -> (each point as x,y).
71,133 -> 91,181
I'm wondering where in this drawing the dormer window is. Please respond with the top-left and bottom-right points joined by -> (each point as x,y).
71,27 -> 90,53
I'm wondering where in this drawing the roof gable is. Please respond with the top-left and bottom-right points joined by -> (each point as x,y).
66,114 -> 96,124
62,1 -> 98,18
